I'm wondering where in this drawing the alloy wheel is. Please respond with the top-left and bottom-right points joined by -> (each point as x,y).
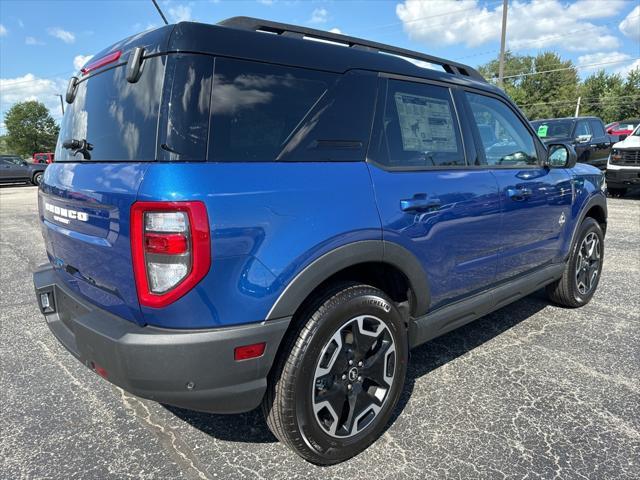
312,315 -> 396,438
575,232 -> 601,295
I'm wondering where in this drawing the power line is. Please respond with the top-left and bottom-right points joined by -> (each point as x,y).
517,95 -> 640,108
497,58 -> 640,79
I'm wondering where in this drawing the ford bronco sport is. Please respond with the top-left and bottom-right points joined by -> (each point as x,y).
33,18 -> 607,464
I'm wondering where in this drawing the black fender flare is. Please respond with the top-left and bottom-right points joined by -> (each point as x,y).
265,240 -> 430,320
567,192 -> 607,255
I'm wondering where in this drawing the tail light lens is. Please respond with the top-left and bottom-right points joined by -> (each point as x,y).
131,201 -> 210,308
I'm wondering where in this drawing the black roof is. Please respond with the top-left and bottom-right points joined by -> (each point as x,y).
92,17 -> 499,95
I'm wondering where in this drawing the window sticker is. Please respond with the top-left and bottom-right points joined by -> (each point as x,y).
537,125 -> 548,137
394,92 -> 457,152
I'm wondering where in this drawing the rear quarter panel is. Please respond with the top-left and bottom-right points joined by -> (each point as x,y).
137,162 -> 381,328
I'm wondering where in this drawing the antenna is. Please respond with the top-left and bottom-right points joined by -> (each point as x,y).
151,0 -> 169,25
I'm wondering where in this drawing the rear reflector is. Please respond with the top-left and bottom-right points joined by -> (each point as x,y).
144,232 -> 188,255
234,343 -> 266,361
81,50 -> 122,76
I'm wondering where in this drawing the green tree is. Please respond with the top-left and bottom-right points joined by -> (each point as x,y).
4,100 -> 59,157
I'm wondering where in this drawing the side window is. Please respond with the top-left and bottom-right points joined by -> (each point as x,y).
575,121 -> 591,137
466,92 -> 538,166
589,120 -> 605,137
372,79 -> 465,168
208,58 -> 334,162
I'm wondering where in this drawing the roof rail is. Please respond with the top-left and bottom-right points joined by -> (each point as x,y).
218,16 -> 486,83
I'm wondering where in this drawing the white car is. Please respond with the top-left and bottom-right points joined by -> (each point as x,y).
606,124 -> 640,196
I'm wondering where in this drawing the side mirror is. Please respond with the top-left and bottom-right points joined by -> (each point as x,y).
546,143 -> 577,168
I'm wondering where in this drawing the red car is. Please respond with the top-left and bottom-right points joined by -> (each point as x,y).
605,119 -> 640,140
32,152 -> 54,164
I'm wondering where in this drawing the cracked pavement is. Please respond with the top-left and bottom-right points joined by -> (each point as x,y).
1,185 -> 638,479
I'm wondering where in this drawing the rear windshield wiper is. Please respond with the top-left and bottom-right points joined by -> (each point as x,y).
62,139 -> 93,160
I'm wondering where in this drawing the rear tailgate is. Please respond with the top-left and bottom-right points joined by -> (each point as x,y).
41,27 -> 172,324
40,164 -> 148,323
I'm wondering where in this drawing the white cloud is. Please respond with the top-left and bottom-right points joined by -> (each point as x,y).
168,4 -> 192,23
0,74 -> 67,129
396,0 -> 626,52
619,5 -> 640,41
0,24 -> 7,37
615,58 -> 640,77
329,27 -> 343,34
25,36 -> 45,46
309,8 -> 328,24
577,51 -> 631,71
257,0 -> 273,4
47,27 -> 75,43
73,54 -> 94,71
18,19 -> 24,28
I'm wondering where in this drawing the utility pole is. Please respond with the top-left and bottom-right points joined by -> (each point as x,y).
498,0 -> 509,88
574,96 -> 581,117
151,0 -> 169,25
55,94 -> 64,115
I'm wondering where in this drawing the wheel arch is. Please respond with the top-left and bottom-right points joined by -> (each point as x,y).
265,240 -> 430,321
567,192 -> 607,260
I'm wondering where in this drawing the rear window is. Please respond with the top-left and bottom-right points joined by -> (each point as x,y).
55,56 -> 165,162
208,58 -> 333,162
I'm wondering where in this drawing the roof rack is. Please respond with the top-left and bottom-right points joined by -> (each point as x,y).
218,16 -> 486,83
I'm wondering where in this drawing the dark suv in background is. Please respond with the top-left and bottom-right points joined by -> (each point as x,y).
532,116 -> 612,169
33,17 -> 607,464
0,155 -> 47,185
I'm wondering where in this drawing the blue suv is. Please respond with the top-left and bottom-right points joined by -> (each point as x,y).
33,18 -> 607,464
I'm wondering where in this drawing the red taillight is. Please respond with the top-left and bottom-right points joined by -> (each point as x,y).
144,233 -> 188,255
234,343 -> 266,361
131,201 -> 211,308
81,50 -> 122,76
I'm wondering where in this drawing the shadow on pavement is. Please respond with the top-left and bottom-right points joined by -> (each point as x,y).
165,290 -> 549,445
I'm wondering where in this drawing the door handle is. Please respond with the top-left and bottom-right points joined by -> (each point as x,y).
507,187 -> 532,201
400,193 -> 441,212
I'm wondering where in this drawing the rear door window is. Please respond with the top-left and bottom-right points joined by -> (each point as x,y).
370,79 -> 465,168
208,58 -> 333,162
589,119 -> 605,138
55,56 -> 166,161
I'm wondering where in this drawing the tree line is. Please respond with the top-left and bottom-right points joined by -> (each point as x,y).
478,51 -> 640,123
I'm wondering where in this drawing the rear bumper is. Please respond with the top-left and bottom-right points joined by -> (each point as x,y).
606,168 -> 640,187
33,265 -> 290,414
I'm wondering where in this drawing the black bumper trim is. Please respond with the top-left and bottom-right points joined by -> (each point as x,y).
33,265 -> 290,414
606,169 -> 640,187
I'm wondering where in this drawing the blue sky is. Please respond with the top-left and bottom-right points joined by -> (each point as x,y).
0,0 -> 639,132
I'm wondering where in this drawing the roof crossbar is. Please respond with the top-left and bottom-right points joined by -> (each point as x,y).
218,16 -> 486,83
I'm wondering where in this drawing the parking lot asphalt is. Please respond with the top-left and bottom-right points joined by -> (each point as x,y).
1,184 -> 639,479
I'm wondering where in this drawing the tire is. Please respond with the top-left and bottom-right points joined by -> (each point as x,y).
546,217 -> 604,308
607,187 -> 627,197
263,283 -> 408,465
32,172 -> 44,186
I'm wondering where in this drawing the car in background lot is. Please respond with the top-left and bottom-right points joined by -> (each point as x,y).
606,124 -> 640,197
0,155 -> 47,185
605,119 -> 640,141
33,152 -> 55,164
532,116 -> 612,169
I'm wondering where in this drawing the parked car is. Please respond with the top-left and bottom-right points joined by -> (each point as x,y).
531,117 -> 612,169
33,17 -> 607,465
606,124 -> 640,196
33,152 -> 55,164
605,118 -> 640,141
0,154 -> 47,185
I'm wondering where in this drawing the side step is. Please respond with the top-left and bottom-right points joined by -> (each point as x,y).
408,263 -> 564,348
